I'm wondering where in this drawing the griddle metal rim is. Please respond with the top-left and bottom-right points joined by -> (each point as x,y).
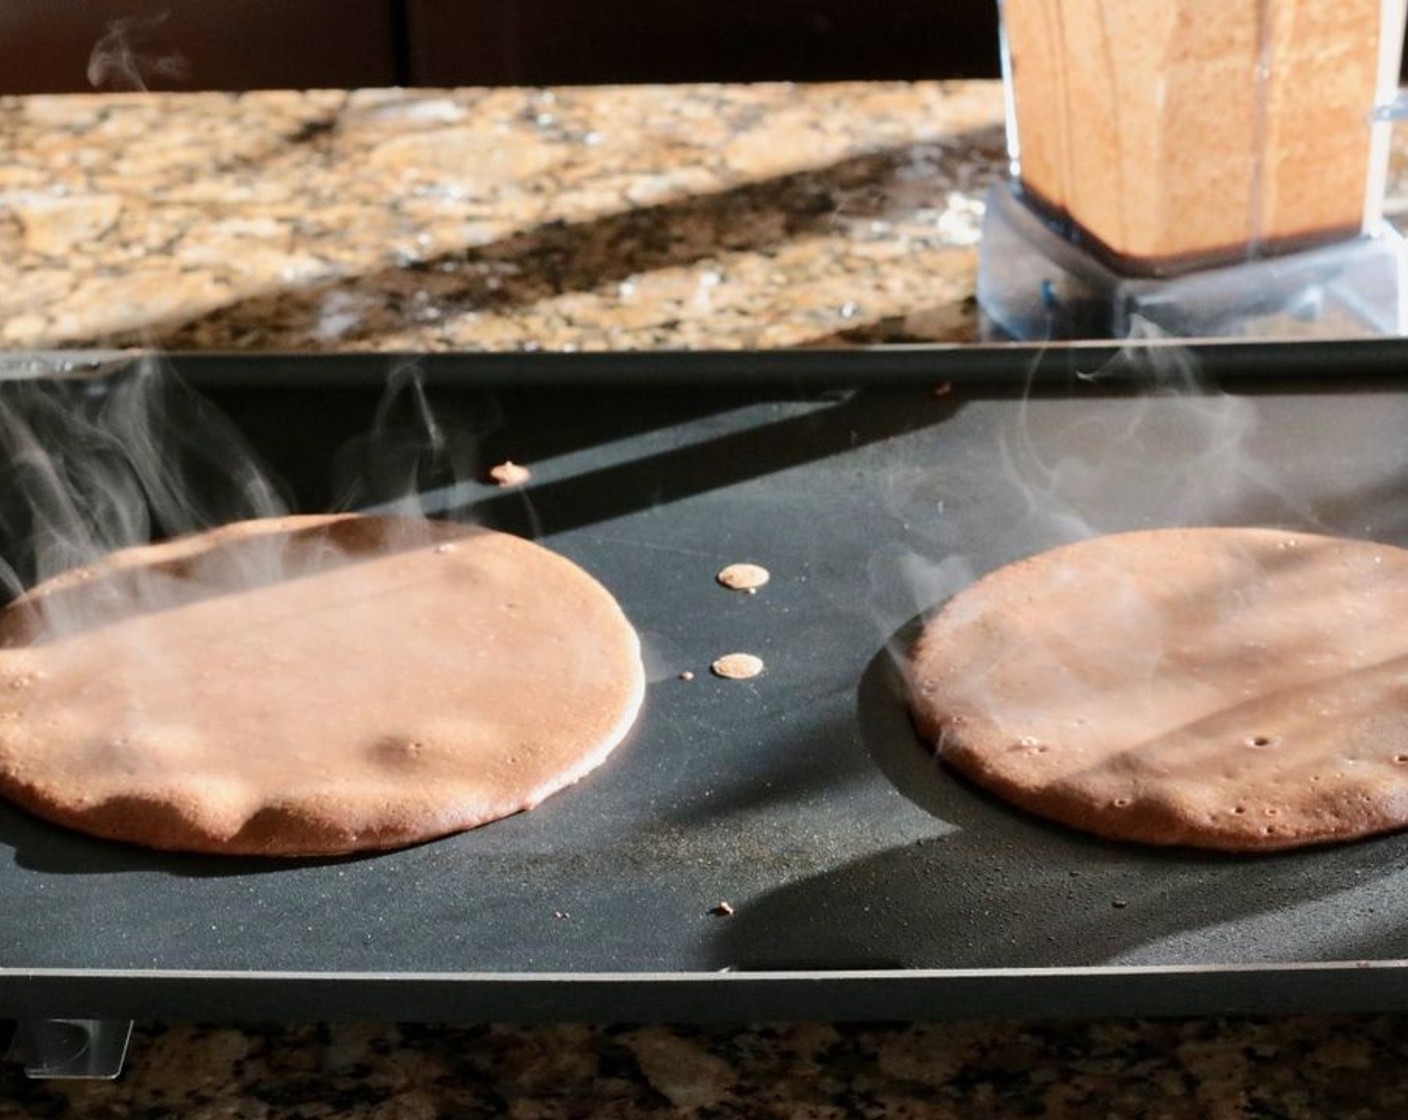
5,959 -> 1407,983
7,961 -> 1408,1023
7,338 -> 1406,389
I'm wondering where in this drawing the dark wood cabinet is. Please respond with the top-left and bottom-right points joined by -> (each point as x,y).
0,1 -> 999,94
0,0 -> 399,94
5,3 -> 1408,95
406,0 -> 1001,86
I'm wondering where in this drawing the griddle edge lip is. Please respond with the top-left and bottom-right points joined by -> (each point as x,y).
4,961 -> 1408,1022
5,337 -> 1408,389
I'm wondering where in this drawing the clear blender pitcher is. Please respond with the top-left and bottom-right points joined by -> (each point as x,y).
978,0 -> 1408,338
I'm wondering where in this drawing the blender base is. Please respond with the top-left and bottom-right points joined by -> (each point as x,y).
976,181 -> 1408,341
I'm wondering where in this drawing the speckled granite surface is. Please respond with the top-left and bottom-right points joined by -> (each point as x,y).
0,83 -> 1001,354
6,81 -> 1408,1114
4,1018 -> 1408,1118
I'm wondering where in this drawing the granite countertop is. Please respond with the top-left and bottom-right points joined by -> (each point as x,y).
5,1017 -> 1408,1119
5,81 -> 1408,1117
1,82 -> 1002,354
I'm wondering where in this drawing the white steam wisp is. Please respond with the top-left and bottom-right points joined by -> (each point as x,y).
87,14 -> 189,92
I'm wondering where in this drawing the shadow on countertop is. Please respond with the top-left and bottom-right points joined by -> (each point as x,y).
89,126 -> 1005,351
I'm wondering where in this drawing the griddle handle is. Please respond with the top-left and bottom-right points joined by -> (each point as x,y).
6,1018 -> 133,1080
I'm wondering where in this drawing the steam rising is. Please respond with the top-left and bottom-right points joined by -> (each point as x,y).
1002,328 -> 1270,544
87,14 -> 189,92
332,361 -> 501,524
876,328 -> 1311,653
0,356 -> 286,602
0,354 -> 512,652
87,13 -> 188,90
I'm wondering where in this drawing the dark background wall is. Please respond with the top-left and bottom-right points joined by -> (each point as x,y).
406,1 -> 1000,87
0,0 -> 1002,94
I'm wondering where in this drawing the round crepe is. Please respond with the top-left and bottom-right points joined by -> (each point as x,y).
0,515 -> 645,856
908,528 -> 1408,852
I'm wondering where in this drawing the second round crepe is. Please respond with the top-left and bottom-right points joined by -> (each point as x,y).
908,527 -> 1408,852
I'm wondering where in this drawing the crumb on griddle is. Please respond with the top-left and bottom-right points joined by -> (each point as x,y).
711,901 -> 735,918
678,670 -> 695,681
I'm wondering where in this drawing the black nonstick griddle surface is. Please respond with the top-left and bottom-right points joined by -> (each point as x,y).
6,344 -> 1408,1022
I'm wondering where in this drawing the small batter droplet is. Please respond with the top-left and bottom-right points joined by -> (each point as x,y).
488,461 -> 531,487
716,563 -> 770,591
711,653 -> 764,680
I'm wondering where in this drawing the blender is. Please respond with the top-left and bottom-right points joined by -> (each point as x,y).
978,0 -> 1408,339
